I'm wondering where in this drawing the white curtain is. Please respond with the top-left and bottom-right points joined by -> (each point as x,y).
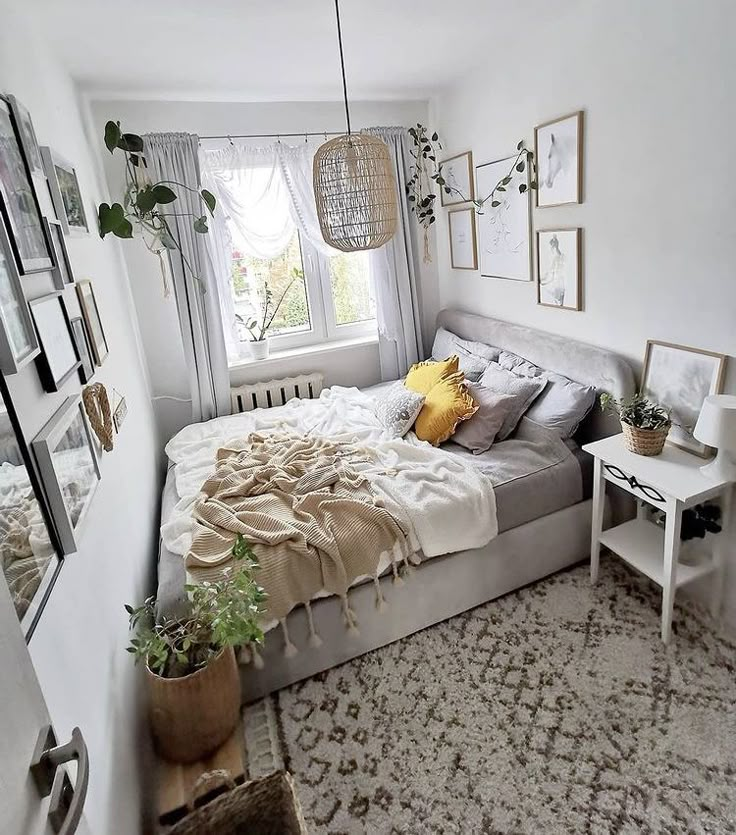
364,127 -> 424,381
142,132 -> 232,422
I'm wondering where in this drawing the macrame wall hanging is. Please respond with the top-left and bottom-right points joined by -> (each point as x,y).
82,383 -> 114,452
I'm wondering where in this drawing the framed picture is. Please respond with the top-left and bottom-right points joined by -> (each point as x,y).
5,95 -> 44,177
0,219 -> 41,374
113,396 -> 128,432
40,147 -> 89,236
476,155 -> 532,281
642,341 -> 727,457
28,292 -> 81,392
70,317 -> 95,383
448,207 -> 477,270
536,228 -> 582,311
439,151 -> 474,207
32,395 -> 101,555
43,217 -> 75,290
0,99 -> 53,274
534,111 -> 584,208
76,280 -> 108,365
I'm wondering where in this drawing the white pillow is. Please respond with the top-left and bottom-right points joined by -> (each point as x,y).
373,382 -> 425,437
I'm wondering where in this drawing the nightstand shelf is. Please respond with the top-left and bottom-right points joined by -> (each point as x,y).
598,519 -> 714,588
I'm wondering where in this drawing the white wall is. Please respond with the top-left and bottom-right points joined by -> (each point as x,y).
88,97 -> 435,443
1,7 -> 159,833
432,0 -> 736,622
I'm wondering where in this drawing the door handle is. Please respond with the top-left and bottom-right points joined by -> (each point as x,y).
30,725 -> 89,835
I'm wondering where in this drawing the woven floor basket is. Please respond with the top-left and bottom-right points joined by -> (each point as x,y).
622,422 -> 670,456
168,771 -> 308,835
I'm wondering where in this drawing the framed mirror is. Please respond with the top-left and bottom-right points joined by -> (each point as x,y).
0,373 -> 61,639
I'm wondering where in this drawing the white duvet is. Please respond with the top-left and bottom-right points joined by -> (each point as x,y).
162,385 -> 498,569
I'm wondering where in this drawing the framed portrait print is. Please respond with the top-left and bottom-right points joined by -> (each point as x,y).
43,217 -> 76,290
76,280 -> 108,365
642,341 -> 727,457
0,219 -> 41,374
70,317 -> 95,383
534,111 -> 584,208
439,151 -> 474,207
476,155 -> 531,281
448,207 -> 477,270
536,228 -> 582,311
41,146 -> 89,236
28,292 -> 81,392
0,99 -> 53,274
32,395 -> 101,555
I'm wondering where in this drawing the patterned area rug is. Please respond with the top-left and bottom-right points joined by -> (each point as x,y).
264,559 -> 736,834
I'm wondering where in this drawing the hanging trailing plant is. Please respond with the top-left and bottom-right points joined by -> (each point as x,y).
97,121 -> 216,297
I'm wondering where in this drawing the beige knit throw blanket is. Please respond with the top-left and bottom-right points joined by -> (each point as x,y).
186,431 -> 412,642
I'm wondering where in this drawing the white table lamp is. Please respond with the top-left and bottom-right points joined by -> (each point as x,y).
693,394 -> 736,481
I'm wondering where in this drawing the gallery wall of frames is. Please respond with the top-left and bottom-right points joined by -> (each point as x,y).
0,92 -> 124,640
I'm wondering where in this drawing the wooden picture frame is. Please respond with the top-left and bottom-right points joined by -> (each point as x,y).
28,292 -> 81,392
534,110 -> 584,208
0,99 -> 53,274
536,228 -> 582,311
41,146 -> 89,236
32,395 -> 101,555
439,151 -> 474,207
43,217 -> 75,290
76,280 -> 108,365
448,207 -> 478,270
642,340 -> 727,457
0,218 -> 41,374
70,317 -> 95,384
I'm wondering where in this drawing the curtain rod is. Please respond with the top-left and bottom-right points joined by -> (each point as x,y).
199,131 -> 345,141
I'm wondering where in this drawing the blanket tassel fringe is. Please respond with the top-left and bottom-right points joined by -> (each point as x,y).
341,595 -> 360,636
374,576 -> 387,612
280,618 -> 298,658
304,601 -> 323,648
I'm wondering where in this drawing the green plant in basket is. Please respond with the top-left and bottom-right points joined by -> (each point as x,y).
599,392 -> 671,430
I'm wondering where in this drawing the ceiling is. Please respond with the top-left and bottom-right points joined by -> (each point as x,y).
26,0 -> 564,102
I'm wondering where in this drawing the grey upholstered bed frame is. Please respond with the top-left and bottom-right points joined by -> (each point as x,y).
235,309 -> 636,701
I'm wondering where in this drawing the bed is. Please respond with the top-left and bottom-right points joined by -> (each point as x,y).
157,309 -> 635,702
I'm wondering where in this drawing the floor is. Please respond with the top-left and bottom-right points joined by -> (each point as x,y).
262,558 -> 736,834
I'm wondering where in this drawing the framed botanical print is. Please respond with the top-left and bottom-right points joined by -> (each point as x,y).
41,146 -> 89,236
5,95 -> 44,178
642,341 -> 727,457
32,395 -> 101,555
70,317 -> 95,383
0,219 -> 41,374
439,151 -> 474,207
43,217 -> 76,290
536,228 -> 582,311
448,207 -> 478,270
534,111 -> 584,208
0,99 -> 53,273
28,292 -> 81,392
76,280 -> 108,365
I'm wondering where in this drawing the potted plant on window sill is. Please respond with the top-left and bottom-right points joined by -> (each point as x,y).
600,392 -> 672,456
126,536 -> 266,763
237,268 -> 304,360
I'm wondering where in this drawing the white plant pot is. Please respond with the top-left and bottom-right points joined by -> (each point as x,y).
249,339 -> 270,360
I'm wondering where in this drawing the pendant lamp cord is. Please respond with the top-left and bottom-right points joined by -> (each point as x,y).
334,0 -> 352,135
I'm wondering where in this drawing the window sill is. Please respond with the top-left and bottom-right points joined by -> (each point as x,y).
228,334 -> 379,372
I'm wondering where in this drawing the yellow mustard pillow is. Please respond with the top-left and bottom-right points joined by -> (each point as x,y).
405,356 -> 459,396
414,372 -> 478,446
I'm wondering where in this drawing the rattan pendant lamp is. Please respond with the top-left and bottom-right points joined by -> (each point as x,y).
313,0 -> 398,252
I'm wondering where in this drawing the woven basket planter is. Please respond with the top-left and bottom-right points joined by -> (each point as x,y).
168,771 -> 308,835
622,422 -> 670,456
147,646 -> 240,763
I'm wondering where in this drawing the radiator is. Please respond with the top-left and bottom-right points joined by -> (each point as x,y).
231,373 -> 324,413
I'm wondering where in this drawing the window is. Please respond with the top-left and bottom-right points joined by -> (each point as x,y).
229,233 -> 376,359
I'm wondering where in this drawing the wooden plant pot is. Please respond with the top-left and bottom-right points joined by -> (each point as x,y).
147,646 -> 240,764
622,422 -> 670,456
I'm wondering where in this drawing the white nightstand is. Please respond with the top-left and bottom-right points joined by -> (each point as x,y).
583,434 -> 734,643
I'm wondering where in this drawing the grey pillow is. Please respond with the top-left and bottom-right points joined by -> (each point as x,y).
497,351 -> 597,438
373,382 -> 425,438
479,363 -> 547,440
431,326 -> 499,381
451,385 -> 517,455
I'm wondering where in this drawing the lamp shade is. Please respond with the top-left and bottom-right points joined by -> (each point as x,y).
693,394 -> 736,450
313,134 -> 398,252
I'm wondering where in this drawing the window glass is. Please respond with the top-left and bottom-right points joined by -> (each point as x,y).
328,250 -> 375,326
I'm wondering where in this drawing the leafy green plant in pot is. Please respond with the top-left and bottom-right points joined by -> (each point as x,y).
126,535 -> 266,763
600,392 -> 672,456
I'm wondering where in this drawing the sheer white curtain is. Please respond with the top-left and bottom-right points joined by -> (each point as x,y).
363,127 -> 424,381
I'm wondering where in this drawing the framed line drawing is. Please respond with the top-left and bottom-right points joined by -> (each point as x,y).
536,228 -> 582,311
70,316 -> 95,384
43,217 -> 76,290
534,110 -> 584,208
28,292 -> 82,392
76,280 -> 108,365
0,218 -> 41,374
448,206 -> 478,270
439,151 -> 474,207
